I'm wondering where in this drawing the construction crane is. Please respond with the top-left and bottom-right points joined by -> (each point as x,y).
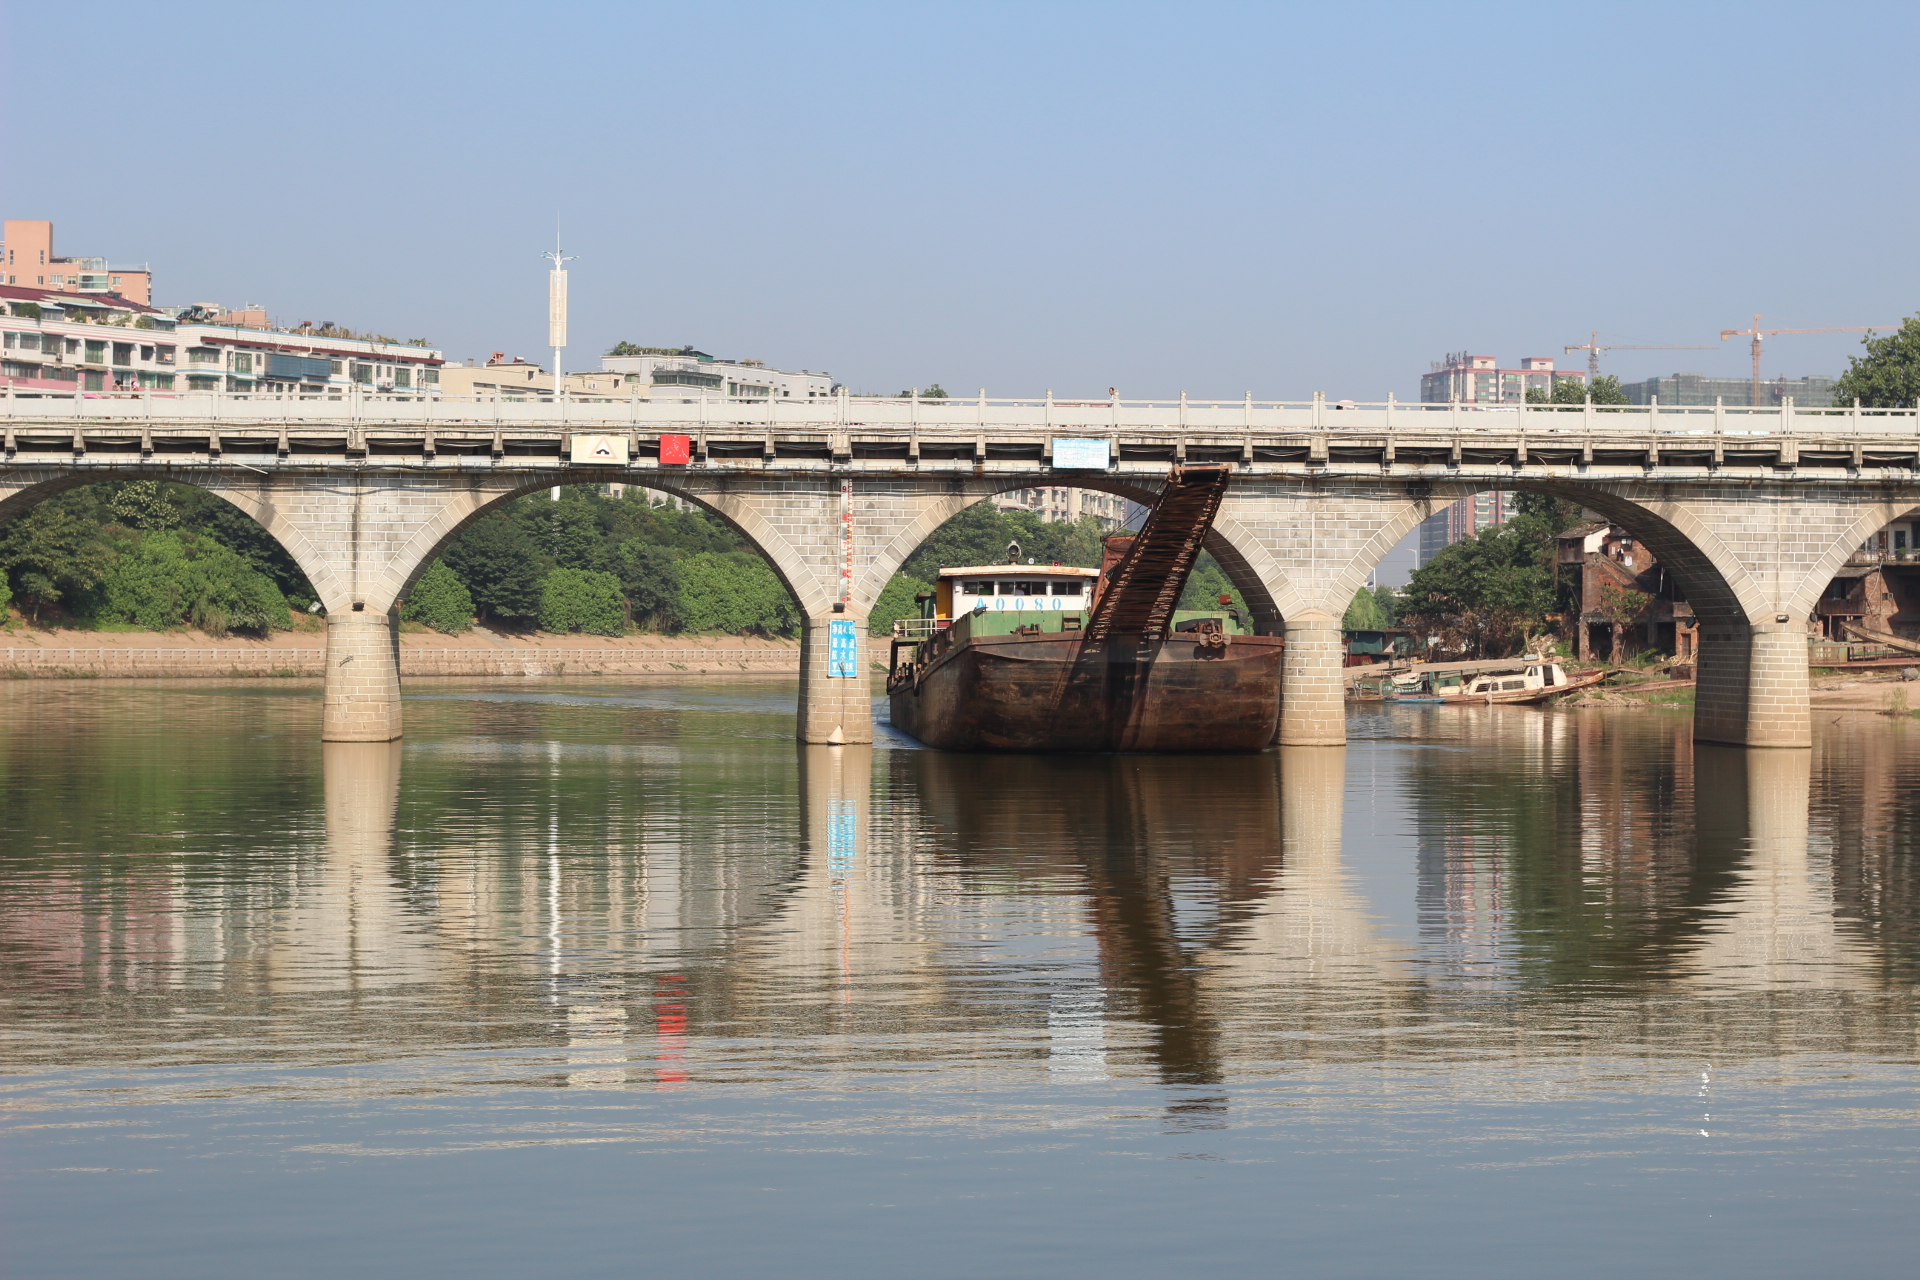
1720,315 -> 1892,406
1564,332 -> 1716,380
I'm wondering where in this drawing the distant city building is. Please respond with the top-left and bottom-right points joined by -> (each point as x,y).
599,346 -> 836,400
1,285 -> 442,395
1421,353 -> 1584,404
439,356 -> 630,399
990,486 -> 1139,531
1416,491 -> 1509,567
2,220 -> 151,306
1620,372 -> 1835,408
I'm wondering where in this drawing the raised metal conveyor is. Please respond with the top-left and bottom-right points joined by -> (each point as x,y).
1082,463 -> 1232,642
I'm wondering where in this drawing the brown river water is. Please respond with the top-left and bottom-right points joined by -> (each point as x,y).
2,678 -> 1916,1278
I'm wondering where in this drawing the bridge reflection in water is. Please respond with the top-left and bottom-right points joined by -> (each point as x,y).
2,688 -> 1917,1096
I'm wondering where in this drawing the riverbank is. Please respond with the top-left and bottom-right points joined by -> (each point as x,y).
0,623 -> 861,678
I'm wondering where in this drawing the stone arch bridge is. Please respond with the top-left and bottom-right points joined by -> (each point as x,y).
3,391 -> 1915,749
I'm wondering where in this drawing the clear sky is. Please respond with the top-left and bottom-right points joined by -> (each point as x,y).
4,1 -> 1914,400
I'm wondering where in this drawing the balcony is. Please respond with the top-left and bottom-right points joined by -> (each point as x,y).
1845,551 -> 1918,567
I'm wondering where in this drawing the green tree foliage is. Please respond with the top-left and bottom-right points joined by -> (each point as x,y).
404,559 -> 474,634
538,568 -> 627,637
1400,514 -> 1561,658
443,513 -> 546,620
677,552 -> 799,636
1341,586 -> 1388,630
612,541 -> 681,627
1831,317 -> 1920,408
1177,553 -> 1248,612
0,497 -> 111,620
1525,374 -> 1629,406
108,480 -> 181,530
900,500 -> 1109,581
868,572 -> 932,636
896,384 -> 948,398
81,530 -> 290,635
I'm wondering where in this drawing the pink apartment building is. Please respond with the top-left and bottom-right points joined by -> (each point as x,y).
2,221 -> 152,306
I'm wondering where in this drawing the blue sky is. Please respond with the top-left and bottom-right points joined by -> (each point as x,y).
4,0 -> 1914,399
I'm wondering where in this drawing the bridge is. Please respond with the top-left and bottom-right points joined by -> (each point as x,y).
4,389 -> 1917,749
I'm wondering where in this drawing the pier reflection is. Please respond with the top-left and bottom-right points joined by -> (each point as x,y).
4,683 -> 1920,1090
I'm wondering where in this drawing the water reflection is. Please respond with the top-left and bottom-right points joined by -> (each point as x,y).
1,686 -> 1918,1084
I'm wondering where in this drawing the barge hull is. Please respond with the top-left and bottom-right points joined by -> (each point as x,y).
889,632 -> 1284,753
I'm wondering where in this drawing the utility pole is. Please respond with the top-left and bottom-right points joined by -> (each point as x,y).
544,228 -> 574,499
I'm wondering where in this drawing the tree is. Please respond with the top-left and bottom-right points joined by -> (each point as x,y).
868,572 -> 931,636
1177,553 -> 1248,612
677,552 -> 800,636
1831,317 -> 1920,408
1526,374 -> 1628,406
612,541 -> 680,628
1341,586 -> 1388,630
1399,524 -> 1557,657
443,513 -> 546,620
0,499 -> 109,621
538,568 -> 626,637
80,530 -> 289,636
108,480 -> 181,530
404,559 -> 474,634
896,384 -> 949,398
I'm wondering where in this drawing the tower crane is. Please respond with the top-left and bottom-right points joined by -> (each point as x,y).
1563,332 -> 1715,380
1720,315 -> 1892,406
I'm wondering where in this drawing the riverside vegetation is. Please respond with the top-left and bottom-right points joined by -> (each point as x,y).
0,480 -> 1239,642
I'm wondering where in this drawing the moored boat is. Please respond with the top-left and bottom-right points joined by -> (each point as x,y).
1349,658 -> 1606,705
885,465 -> 1284,752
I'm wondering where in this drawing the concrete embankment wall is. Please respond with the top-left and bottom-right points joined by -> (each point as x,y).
0,646 -> 880,679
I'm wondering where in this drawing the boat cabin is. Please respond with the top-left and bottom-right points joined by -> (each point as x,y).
931,565 -> 1102,622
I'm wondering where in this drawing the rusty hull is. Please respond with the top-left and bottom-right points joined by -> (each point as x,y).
888,630 -> 1284,753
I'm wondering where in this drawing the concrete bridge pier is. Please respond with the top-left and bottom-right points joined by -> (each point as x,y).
798,611 -> 874,745
1278,612 -> 1348,746
1695,618 -> 1813,749
322,609 -> 404,742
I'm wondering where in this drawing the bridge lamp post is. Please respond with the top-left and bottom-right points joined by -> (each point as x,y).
543,243 -> 574,499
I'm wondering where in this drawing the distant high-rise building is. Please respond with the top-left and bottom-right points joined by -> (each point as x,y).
1,220 -> 151,306
1620,372 -> 1835,408
990,486 -> 1139,531
1416,492 -> 1509,567
1421,352 -> 1584,404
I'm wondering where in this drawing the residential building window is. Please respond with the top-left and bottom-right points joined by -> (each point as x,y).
187,347 -> 220,363
139,345 -> 154,361
155,345 -> 175,365
232,352 -> 253,374
85,340 -> 106,363
421,369 -> 439,384
329,360 -> 343,374
84,371 -> 104,391
351,364 -> 373,384
112,343 -> 133,366
187,375 -> 220,391
394,368 -> 411,387
110,276 -> 121,287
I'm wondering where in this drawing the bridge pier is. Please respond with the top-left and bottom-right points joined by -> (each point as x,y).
797,612 -> 873,744
322,610 -> 404,742
1278,612 -> 1347,746
1695,618 -> 1812,749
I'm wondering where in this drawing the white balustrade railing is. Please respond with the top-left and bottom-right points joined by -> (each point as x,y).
2,387 -> 1915,435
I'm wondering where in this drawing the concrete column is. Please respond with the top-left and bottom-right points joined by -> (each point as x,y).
322,610 -> 403,742
797,612 -> 873,745
1694,619 -> 1810,749
1279,611 -> 1346,747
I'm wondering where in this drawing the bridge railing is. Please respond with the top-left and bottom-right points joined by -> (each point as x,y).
2,388 -> 1916,435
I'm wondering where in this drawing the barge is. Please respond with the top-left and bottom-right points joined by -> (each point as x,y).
885,465 -> 1284,752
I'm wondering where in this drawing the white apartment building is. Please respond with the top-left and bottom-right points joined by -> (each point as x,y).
599,346 -> 836,400
0,285 -> 443,395
991,486 -> 1139,531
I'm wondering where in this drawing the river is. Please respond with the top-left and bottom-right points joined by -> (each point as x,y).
2,679 -> 1916,1277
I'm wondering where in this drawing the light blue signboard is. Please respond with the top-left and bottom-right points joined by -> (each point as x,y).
828,618 -> 859,677
1052,438 -> 1110,470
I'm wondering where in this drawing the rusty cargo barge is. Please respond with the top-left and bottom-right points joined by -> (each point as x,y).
885,464 -> 1284,753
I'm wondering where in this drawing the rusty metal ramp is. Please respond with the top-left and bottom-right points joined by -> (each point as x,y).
1083,464 -> 1232,642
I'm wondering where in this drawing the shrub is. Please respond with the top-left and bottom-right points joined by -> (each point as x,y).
868,572 -> 931,636
82,530 -> 290,636
404,559 -> 474,634
538,568 -> 626,636
676,552 -> 799,636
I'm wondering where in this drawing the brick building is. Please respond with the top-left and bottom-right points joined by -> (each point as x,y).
1556,521 -> 1697,665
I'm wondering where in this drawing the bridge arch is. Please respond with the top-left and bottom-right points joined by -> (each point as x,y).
849,474 -> 1294,636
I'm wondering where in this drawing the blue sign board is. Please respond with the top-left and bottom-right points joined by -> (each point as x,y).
828,618 -> 859,677
1052,438 -> 1110,470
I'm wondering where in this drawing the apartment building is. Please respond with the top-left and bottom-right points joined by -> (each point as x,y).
991,486 -> 1140,531
599,346 -> 836,399
1420,353 -> 1585,404
1,285 -> 443,395
2,220 -> 152,306
438,357 -> 632,399
1415,491 -> 1510,567
1621,372 -> 1836,408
